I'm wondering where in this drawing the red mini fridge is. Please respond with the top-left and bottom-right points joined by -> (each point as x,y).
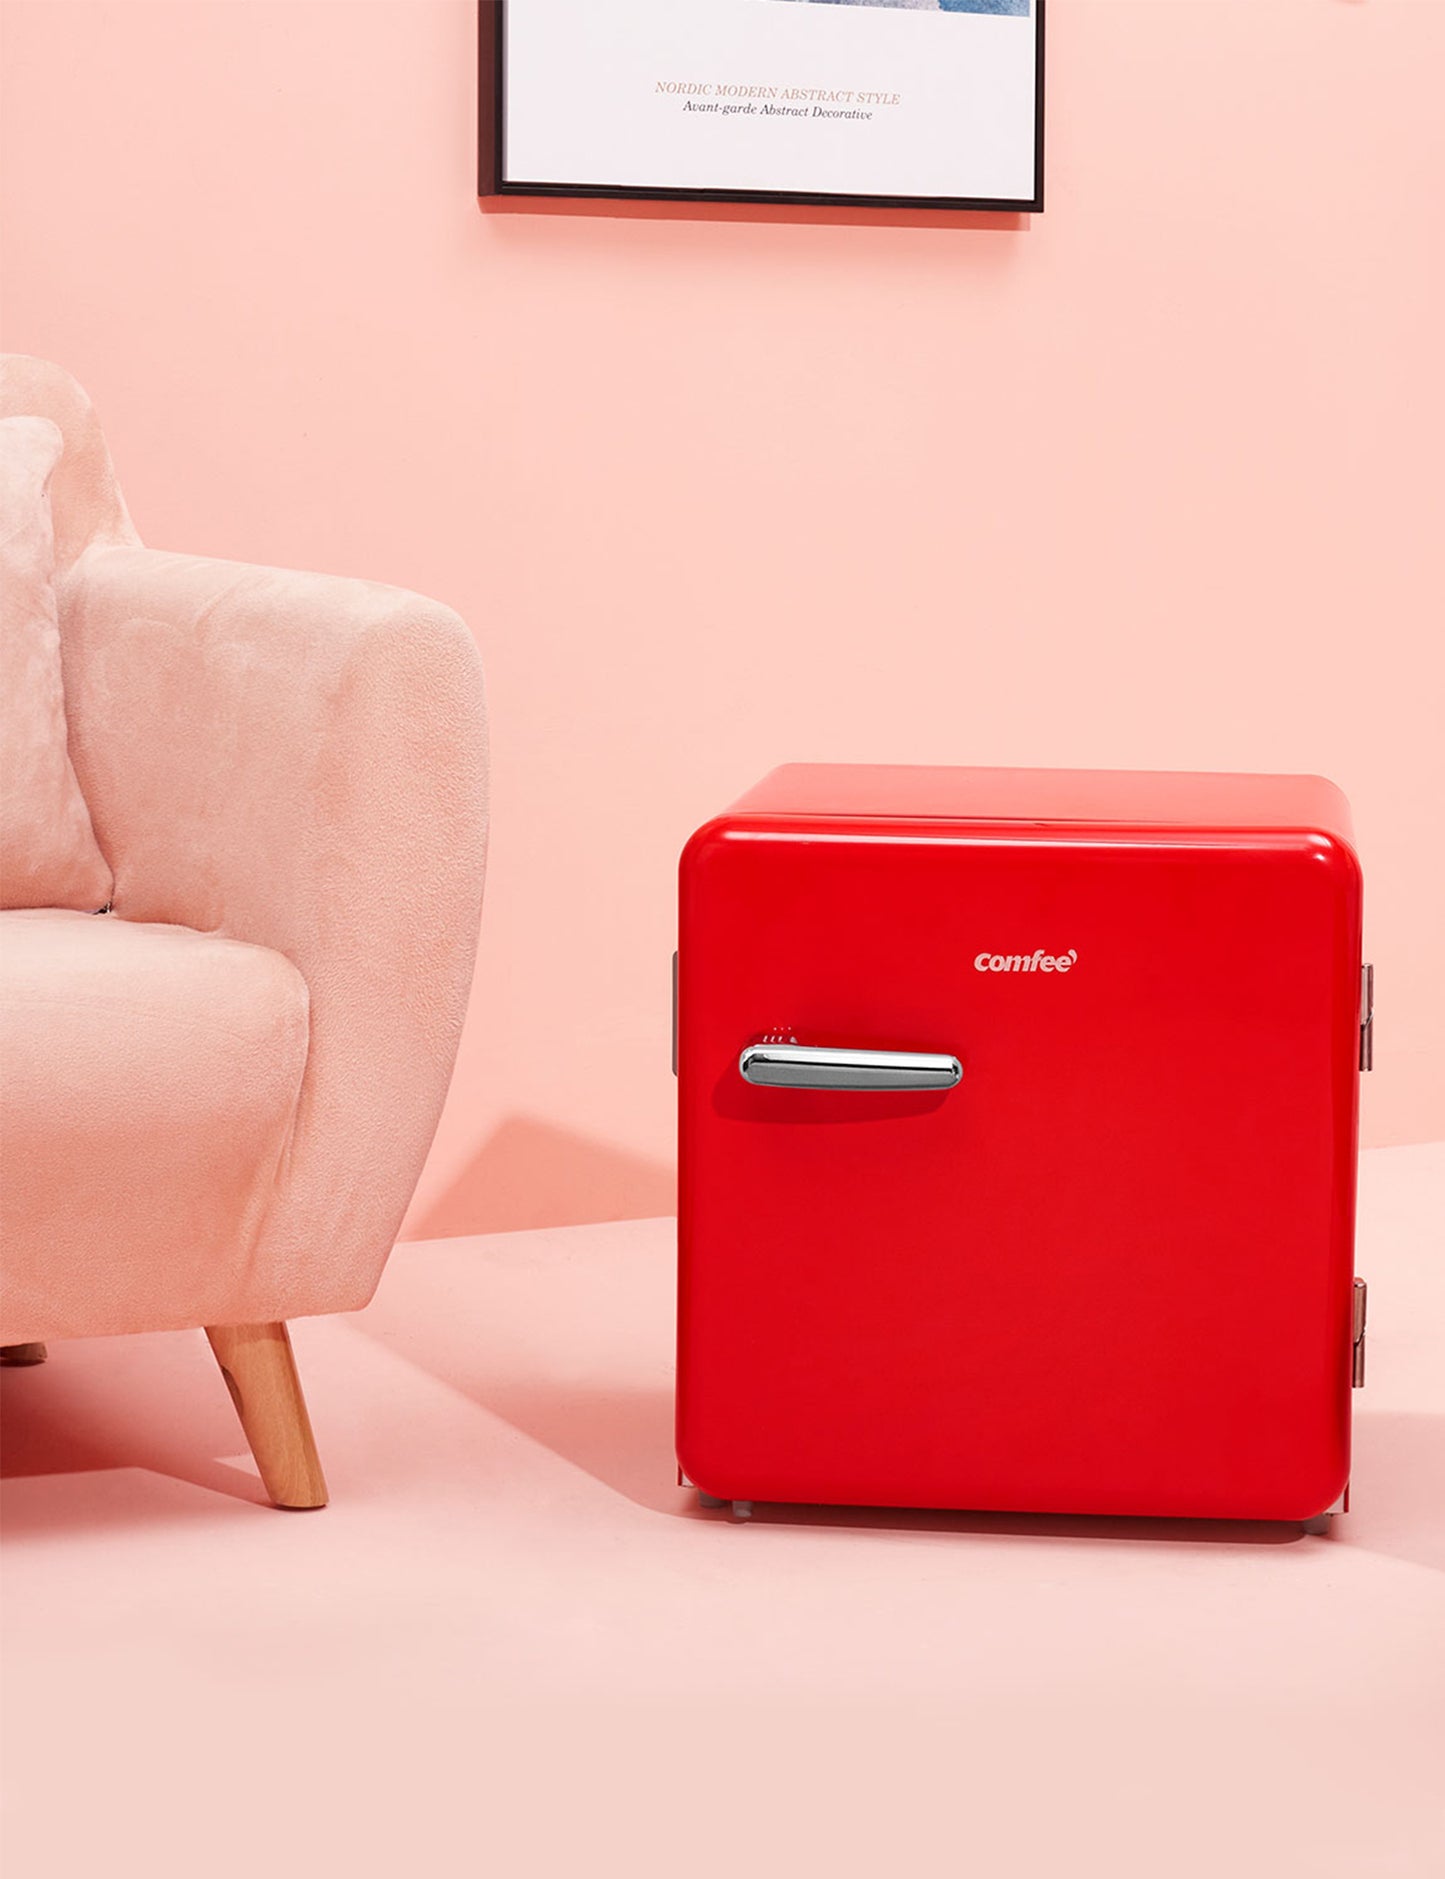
676,766 -> 1370,1526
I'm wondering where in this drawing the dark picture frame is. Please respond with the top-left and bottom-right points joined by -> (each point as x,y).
478,0 -> 1044,213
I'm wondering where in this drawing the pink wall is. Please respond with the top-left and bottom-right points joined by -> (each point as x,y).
2,0 -> 1441,1236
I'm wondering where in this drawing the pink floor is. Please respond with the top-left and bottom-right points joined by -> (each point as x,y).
3,1144 -> 1443,1878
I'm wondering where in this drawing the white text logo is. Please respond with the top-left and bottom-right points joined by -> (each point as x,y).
974,949 -> 1077,974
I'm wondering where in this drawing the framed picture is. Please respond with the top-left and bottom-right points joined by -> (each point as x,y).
479,0 -> 1044,213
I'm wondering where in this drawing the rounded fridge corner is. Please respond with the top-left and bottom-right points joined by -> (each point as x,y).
1284,1456 -> 1353,1526
1301,825 -> 1364,896
673,1430 -> 728,1506
1293,773 -> 1360,850
679,813 -> 749,883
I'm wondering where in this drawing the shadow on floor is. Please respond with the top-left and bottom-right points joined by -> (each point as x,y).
402,1115 -> 675,1240
0,1331 -> 267,1532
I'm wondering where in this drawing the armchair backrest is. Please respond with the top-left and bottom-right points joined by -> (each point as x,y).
0,356 -> 139,573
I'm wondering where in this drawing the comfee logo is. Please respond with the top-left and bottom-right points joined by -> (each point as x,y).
974,949 -> 1077,974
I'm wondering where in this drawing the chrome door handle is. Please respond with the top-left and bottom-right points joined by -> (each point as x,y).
738,1043 -> 962,1092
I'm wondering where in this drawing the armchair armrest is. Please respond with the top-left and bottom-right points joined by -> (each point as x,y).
59,544 -> 488,1318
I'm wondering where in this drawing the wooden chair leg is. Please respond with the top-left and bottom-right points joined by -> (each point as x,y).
0,1342 -> 47,1366
205,1321 -> 328,1509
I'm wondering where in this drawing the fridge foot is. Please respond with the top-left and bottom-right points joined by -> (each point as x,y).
731,1500 -> 754,1522
697,1490 -> 727,1510
1301,1513 -> 1333,1537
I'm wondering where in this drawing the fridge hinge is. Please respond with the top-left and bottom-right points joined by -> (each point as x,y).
1352,1277 -> 1367,1388
1360,962 -> 1374,1071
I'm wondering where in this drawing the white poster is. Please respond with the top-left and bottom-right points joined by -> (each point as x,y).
485,0 -> 1043,210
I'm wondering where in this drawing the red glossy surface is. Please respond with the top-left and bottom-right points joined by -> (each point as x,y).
677,766 -> 1363,1520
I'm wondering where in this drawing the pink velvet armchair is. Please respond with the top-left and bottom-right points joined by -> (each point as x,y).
0,357 -> 488,1506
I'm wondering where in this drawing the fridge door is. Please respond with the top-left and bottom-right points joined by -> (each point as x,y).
677,816 -> 1362,1520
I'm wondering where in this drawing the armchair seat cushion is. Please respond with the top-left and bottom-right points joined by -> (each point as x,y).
0,909 -> 308,1342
